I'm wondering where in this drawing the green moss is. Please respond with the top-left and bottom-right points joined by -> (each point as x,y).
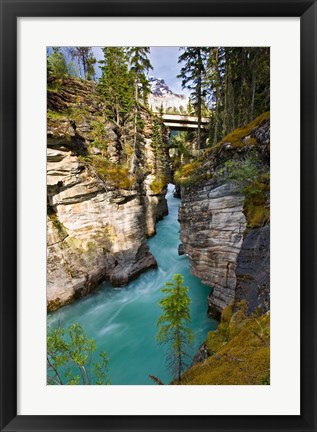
98,164 -> 134,189
49,212 -> 67,236
213,111 -> 270,152
174,161 -> 213,187
244,173 -> 270,227
206,331 -> 227,355
150,178 -> 168,194
221,304 -> 233,323
180,304 -> 270,385
47,109 -> 67,120
66,237 -> 83,250
80,155 -> 135,190
174,161 -> 199,183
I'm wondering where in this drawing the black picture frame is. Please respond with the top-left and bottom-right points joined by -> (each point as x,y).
0,0 -> 316,431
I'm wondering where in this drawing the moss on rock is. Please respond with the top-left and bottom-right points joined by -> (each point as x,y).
150,177 -> 168,195
244,173 -> 270,228
180,303 -> 270,385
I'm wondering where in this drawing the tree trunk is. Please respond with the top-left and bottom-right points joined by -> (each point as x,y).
196,50 -> 202,151
250,72 -> 256,121
213,48 -> 220,145
197,87 -> 201,151
130,80 -> 139,175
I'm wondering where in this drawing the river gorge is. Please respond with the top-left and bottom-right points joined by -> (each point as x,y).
48,184 -> 217,384
46,49 -> 270,384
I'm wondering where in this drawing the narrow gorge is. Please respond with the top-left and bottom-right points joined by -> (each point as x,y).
47,46 -> 270,386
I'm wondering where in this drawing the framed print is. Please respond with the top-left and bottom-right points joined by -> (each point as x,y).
0,0 -> 316,431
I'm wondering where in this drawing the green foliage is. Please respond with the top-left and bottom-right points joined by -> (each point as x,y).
127,47 -> 153,104
89,119 -> 109,152
221,150 -> 270,227
98,47 -> 134,124
223,153 -> 260,186
156,274 -> 194,382
67,47 -> 96,80
47,47 -> 69,80
152,117 -> 167,177
47,323 -> 110,385
178,47 -> 209,149
205,47 -> 270,140
171,131 -> 192,158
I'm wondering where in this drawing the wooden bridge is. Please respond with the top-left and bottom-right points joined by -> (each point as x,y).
162,114 -> 209,130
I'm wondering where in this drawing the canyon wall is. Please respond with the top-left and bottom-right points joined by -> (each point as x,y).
47,78 -> 169,311
178,113 -> 270,318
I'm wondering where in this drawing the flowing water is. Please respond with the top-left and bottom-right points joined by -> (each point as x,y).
47,184 -> 218,384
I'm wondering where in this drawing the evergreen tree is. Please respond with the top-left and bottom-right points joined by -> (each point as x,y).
98,47 -> 134,125
125,47 -> 152,173
67,47 -> 96,80
178,47 -> 209,150
152,117 -> 166,175
205,47 -> 270,141
47,47 -> 69,80
205,47 -> 225,144
86,52 -> 97,80
156,274 -> 194,382
127,47 -> 153,105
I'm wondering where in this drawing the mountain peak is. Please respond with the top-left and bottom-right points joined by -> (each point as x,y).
148,76 -> 188,113
149,76 -> 175,97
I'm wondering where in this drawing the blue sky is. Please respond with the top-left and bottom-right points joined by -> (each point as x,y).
92,46 -> 189,96
148,47 -> 189,95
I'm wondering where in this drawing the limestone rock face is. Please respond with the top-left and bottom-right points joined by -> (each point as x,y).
143,174 -> 168,236
178,115 -> 270,318
47,153 -> 158,311
47,78 -> 169,311
179,181 -> 247,318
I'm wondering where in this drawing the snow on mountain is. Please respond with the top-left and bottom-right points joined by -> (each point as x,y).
148,76 -> 189,113
149,76 -> 174,96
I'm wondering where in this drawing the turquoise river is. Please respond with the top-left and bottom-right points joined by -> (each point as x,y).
48,184 -> 218,384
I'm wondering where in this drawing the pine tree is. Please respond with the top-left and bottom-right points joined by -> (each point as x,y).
98,47 -> 134,125
67,47 -> 96,80
205,47 -> 270,141
152,117 -> 166,176
86,52 -> 97,81
47,47 -> 69,80
125,47 -> 153,173
156,274 -> 194,382
178,47 -> 208,150
127,47 -> 153,105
